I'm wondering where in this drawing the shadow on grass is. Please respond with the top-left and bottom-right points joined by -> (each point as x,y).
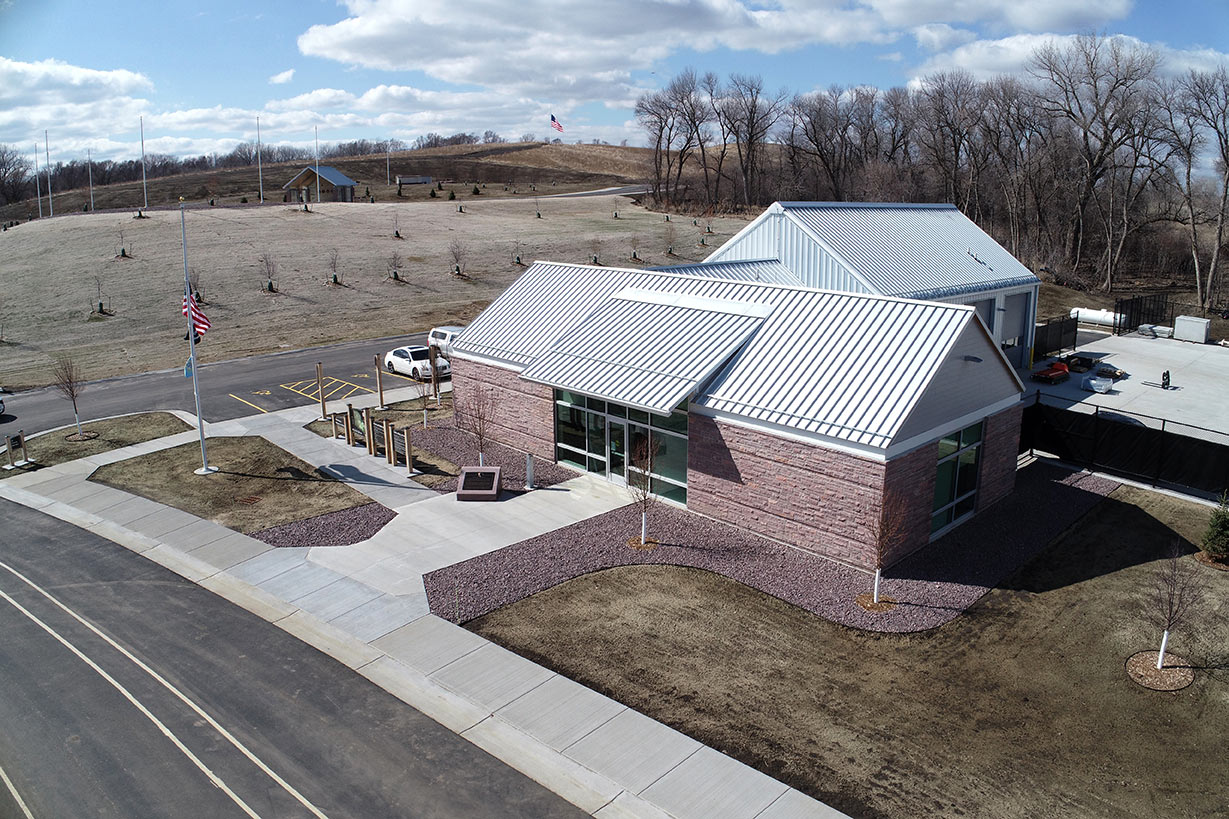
213,465 -> 335,483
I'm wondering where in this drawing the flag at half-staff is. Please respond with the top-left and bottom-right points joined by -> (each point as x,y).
182,293 -> 211,336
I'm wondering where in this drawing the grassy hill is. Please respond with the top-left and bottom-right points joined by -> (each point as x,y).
1,142 -> 651,222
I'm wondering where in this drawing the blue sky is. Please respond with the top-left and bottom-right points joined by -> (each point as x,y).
1,0 -> 1226,164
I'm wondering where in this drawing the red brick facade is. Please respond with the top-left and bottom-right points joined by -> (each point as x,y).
977,403 -> 1023,511
450,357 -> 555,460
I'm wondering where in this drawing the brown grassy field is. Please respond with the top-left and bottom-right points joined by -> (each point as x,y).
0,192 -> 748,390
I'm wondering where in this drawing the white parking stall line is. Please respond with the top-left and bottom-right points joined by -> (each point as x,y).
0,759 -> 35,819
0,560 -> 329,819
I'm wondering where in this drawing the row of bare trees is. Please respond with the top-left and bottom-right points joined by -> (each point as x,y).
637,35 -> 1229,305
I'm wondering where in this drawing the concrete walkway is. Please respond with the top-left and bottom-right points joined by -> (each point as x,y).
0,389 -> 847,819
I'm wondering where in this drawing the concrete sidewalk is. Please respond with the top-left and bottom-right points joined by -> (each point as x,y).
0,391 -> 847,819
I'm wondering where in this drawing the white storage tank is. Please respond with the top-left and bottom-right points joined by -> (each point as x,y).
1069,307 -> 1121,327
1174,315 -> 1211,343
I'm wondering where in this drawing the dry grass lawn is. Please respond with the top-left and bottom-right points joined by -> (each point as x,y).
470,485 -> 1227,819
1,412 -> 191,474
0,193 -> 747,390
88,436 -> 371,533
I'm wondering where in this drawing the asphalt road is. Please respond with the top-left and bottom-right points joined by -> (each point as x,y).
0,498 -> 583,818
0,333 -> 428,439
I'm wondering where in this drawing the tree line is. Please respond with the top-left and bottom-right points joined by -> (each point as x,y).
636,35 -> 1229,305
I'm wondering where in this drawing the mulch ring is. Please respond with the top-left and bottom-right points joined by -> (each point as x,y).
251,501 -> 396,548
425,461 -> 1118,633
1194,551 -> 1229,572
1126,651 -> 1195,691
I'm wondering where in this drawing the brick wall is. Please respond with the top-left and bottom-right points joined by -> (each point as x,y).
687,414 -> 895,569
451,357 -> 555,460
881,443 -> 938,566
977,403 -> 1023,511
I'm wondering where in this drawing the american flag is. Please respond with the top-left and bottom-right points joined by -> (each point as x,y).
550,114 -> 564,133
182,293 -> 211,335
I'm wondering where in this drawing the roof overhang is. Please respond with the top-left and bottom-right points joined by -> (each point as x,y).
519,288 -> 772,415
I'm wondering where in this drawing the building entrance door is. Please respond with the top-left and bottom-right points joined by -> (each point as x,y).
608,421 -> 626,484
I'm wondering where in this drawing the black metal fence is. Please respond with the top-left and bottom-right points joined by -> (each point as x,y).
1020,393 -> 1229,496
1032,315 -> 1078,361
1112,292 -> 1228,336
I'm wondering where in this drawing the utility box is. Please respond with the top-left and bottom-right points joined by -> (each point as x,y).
1174,315 -> 1210,343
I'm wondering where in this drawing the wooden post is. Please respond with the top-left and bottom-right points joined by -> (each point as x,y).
344,403 -> 354,446
316,362 -> 327,420
385,421 -> 395,464
406,426 -> 414,475
374,354 -> 386,409
364,407 -> 375,455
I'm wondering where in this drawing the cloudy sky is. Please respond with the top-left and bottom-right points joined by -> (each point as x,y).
1,0 -> 1226,165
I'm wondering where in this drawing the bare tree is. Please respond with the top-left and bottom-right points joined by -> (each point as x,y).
51,356 -> 86,438
0,144 -> 31,205
448,238 -> 469,275
456,382 -> 495,465
867,492 -> 910,604
719,73 -> 788,206
187,267 -> 204,302
1184,66 -> 1229,307
1150,544 -> 1200,669
626,430 -> 660,548
259,252 -> 277,282
387,251 -> 403,279
327,247 -> 340,283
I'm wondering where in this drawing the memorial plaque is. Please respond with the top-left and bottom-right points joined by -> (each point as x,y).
456,466 -> 501,501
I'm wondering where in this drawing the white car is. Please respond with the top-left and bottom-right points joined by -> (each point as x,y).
428,325 -> 465,358
383,345 -> 450,380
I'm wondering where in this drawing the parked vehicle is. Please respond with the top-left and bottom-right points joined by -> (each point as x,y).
0,396 -> 5,416
427,325 -> 465,358
383,345 -> 450,380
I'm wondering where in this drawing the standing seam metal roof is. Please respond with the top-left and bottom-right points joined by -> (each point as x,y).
282,166 -> 358,189
648,258 -> 802,286
454,262 -> 995,450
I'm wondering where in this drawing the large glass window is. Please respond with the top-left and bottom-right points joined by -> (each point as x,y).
554,389 -> 688,505
931,421 -> 983,536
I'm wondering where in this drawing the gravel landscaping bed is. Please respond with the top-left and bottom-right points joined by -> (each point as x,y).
412,420 -> 577,494
425,460 -> 1118,632
252,502 -> 397,548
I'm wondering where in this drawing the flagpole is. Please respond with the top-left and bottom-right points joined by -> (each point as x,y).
87,147 -> 95,212
314,126 -> 320,205
140,116 -> 149,210
256,116 -> 264,204
33,145 -> 42,219
44,131 -> 53,217
180,198 -> 217,475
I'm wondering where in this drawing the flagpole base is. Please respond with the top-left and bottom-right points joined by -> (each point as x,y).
195,466 -> 219,475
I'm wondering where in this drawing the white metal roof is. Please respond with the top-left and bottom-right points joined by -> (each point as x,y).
709,202 -> 1038,300
519,289 -> 771,415
648,258 -> 801,286
455,262 -> 1020,451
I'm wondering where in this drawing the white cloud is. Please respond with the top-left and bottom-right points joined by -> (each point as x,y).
877,52 -> 903,62
912,23 -> 976,52
863,0 -> 1131,32
268,68 -> 295,84
0,57 -> 151,107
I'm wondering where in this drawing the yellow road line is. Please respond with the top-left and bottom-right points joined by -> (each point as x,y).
228,393 -> 269,413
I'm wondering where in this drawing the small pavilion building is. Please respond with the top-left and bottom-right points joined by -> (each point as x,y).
282,166 -> 358,203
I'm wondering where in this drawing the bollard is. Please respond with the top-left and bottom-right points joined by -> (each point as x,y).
525,453 -> 535,490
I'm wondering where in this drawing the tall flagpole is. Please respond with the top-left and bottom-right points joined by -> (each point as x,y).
44,131 -> 53,217
140,116 -> 149,210
87,148 -> 95,212
314,126 -> 320,205
386,148 -> 390,187
180,198 -> 217,475
33,145 -> 42,219
256,116 -> 264,204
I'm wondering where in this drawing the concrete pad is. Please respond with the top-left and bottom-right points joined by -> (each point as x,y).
639,745 -> 789,818
164,518 -> 233,551
13,472 -> 87,496
229,548 -> 309,585
143,544 -> 221,583
86,520 -> 161,554
198,573 -> 299,622
326,593 -> 427,642
72,486 -> 136,515
305,545 -> 387,577
127,507 -> 203,539
564,709 -> 701,795
103,495 -> 168,527
291,576 -> 383,622
274,610 -> 384,669
430,642 -> 555,713
461,716 -> 625,814
188,533 -> 272,571
371,614 -> 487,674
497,674 -> 626,751
260,561 -> 345,602
46,479 -> 114,505
358,655 -> 488,734
0,485 -> 57,509
755,789 -> 852,818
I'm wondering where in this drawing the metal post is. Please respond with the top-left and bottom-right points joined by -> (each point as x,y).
181,200 -> 217,475
140,116 -> 148,210
44,131 -> 53,217
33,145 -> 42,219
316,362 -> 327,420
525,453 -> 534,490
314,126 -> 320,205
375,354 -> 386,408
256,116 -> 264,204
87,148 -> 95,212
